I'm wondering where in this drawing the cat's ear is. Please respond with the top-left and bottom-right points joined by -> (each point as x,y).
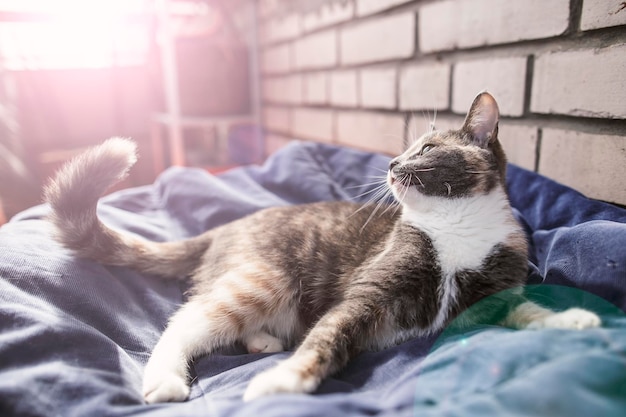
462,92 -> 499,148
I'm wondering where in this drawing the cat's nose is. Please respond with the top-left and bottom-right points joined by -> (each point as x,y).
389,159 -> 400,171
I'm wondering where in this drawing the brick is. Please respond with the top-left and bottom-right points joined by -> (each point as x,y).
406,114 -> 463,144
303,72 -> 328,105
498,123 -> 538,171
261,44 -> 290,74
265,133 -> 293,157
399,63 -> 450,110
357,0 -> 413,17
452,57 -> 527,117
263,106 -> 290,133
259,0 -> 280,19
538,129 -> 626,205
419,0 -> 569,52
302,1 -> 354,32
262,13 -> 300,44
581,0 -> 626,31
330,70 -> 359,107
336,111 -> 405,155
531,45 -> 626,119
360,68 -> 397,109
340,13 -> 415,65
262,75 -> 302,104
293,29 -> 337,70
292,108 -> 334,142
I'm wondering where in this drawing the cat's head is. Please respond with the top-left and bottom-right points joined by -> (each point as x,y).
388,92 -> 507,205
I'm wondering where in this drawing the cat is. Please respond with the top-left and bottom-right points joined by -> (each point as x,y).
44,92 -> 601,403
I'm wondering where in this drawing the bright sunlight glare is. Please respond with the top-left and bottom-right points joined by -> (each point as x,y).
0,0 -> 151,70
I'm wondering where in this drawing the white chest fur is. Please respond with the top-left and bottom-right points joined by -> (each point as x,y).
401,188 -> 518,330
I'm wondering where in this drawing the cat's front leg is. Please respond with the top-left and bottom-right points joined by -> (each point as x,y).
243,300 -> 375,401
143,301 -> 235,403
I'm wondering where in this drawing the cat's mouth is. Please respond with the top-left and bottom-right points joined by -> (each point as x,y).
388,171 -> 414,189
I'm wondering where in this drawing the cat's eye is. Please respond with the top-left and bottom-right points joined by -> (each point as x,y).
420,144 -> 435,155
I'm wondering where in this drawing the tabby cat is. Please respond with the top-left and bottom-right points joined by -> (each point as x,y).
45,92 -> 600,403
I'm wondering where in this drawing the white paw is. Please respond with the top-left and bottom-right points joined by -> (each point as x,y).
142,369 -> 190,404
245,332 -> 284,354
243,364 -> 318,402
527,308 -> 602,330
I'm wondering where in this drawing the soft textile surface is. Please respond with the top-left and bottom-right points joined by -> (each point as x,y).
1,141 -> 625,417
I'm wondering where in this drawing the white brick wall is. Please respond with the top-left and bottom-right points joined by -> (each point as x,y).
399,63 -> 450,110
263,13 -> 300,44
293,29 -> 337,70
340,13 -> 415,65
419,0 -> 570,52
302,1 -> 354,32
360,68 -> 397,109
292,108 -> 334,142
330,70 -> 359,107
498,123 -> 538,171
258,0 -> 626,205
303,72 -> 328,105
262,76 -> 302,104
263,106 -> 290,133
531,44 -> 626,119
336,111 -> 405,154
581,0 -> 626,31
453,57 -> 527,117
356,0 -> 413,17
539,129 -> 626,204
262,44 -> 290,74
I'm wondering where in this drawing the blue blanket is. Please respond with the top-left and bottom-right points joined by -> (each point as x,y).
1,142 -> 625,416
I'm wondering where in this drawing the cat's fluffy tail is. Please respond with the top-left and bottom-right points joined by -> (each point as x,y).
45,137 -> 210,278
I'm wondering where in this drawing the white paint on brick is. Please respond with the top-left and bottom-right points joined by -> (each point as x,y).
419,0 -> 570,52
531,44 -> 626,119
262,44 -> 290,74
498,123 -> 538,171
259,0 -> 280,19
357,0 -> 413,17
303,2 -> 354,32
330,70 -> 359,107
399,63 -> 450,110
292,108 -> 334,142
539,128 -> 626,205
360,67 -> 397,109
263,106 -> 291,133
452,57 -> 527,117
336,111 -> 405,154
263,13 -> 301,44
581,0 -> 626,31
303,72 -> 328,105
262,75 -> 302,104
340,13 -> 415,65
406,115 -> 464,145
293,29 -> 338,69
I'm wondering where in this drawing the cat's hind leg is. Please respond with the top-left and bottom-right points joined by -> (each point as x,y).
245,331 -> 284,354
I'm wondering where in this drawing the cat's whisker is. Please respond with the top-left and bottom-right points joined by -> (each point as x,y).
444,182 -> 452,196
350,183 -> 389,201
465,170 -> 490,174
345,179 -> 387,190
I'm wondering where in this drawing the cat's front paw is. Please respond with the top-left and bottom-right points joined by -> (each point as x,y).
243,364 -> 319,402
527,308 -> 601,330
143,370 -> 190,404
